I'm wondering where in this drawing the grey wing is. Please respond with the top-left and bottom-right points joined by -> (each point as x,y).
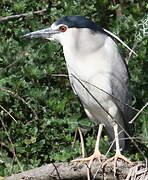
111,56 -> 134,130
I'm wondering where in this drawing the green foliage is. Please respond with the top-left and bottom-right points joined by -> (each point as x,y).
0,0 -> 147,177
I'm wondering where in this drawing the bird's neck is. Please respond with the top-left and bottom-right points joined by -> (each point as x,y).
62,28 -> 106,56
62,36 -> 120,80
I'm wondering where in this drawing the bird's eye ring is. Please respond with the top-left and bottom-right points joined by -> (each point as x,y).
59,26 -> 68,32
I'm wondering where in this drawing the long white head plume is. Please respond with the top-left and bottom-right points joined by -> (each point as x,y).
103,28 -> 137,57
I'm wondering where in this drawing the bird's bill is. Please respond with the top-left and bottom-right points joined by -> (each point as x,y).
23,28 -> 59,40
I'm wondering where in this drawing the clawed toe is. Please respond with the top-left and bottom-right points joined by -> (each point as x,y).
71,150 -> 104,164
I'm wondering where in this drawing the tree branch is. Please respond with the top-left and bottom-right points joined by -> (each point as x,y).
5,160 -> 147,180
0,9 -> 47,22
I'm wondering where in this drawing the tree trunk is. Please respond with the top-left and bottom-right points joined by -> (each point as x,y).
5,160 -> 147,180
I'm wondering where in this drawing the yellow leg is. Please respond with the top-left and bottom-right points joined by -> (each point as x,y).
71,124 -> 104,165
102,123 -> 133,173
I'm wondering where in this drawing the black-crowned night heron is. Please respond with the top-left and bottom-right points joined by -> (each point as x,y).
24,16 -> 134,167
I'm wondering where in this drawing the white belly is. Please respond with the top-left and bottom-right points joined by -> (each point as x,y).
63,36 -> 127,148
65,48 -> 124,126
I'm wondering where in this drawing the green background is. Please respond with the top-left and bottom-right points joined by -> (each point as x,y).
0,0 -> 147,176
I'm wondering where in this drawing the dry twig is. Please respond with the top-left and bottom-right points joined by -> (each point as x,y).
0,87 -> 38,120
0,9 -> 47,22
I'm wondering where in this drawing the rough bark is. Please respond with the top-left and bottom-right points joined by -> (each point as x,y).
5,160 -> 147,180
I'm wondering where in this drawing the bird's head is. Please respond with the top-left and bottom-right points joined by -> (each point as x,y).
24,16 -> 106,49
24,15 -> 137,56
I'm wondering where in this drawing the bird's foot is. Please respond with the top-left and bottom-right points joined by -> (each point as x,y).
102,151 -> 133,174
71,149 -> 104,164
72,150 -> 105,180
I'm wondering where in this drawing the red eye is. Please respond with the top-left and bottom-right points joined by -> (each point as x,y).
59,26 -> 68,32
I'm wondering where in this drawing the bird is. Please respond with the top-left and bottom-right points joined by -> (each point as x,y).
24,15 -> 134,168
